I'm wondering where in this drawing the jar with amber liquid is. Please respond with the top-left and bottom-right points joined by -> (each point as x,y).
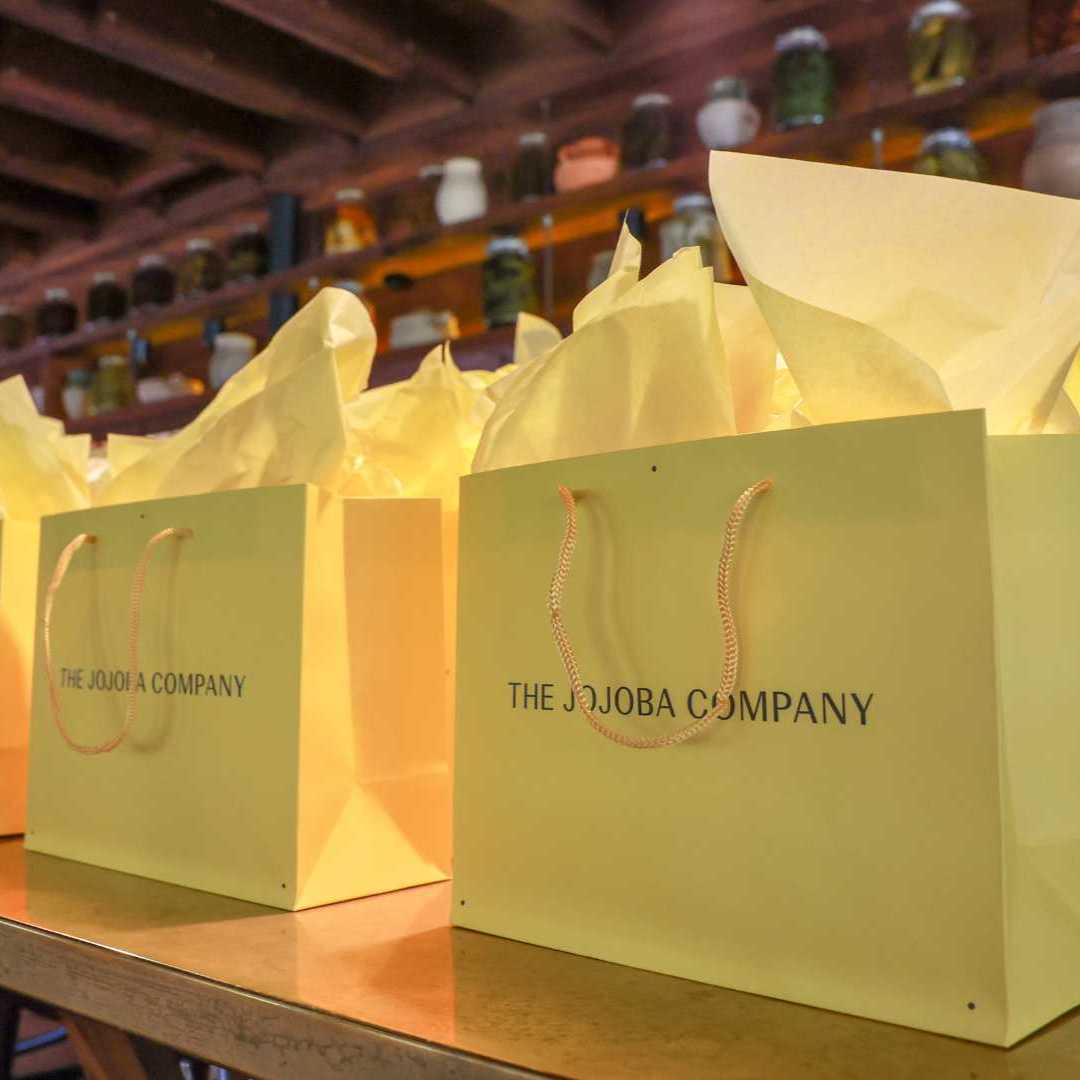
325,188 -> 378,254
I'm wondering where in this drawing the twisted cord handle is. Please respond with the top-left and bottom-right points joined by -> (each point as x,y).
548,480 -> 772,749
44,527 -> 193,756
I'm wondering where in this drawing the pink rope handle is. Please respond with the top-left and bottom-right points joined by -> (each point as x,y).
548,480 -> 772,749
43,527 -> 193,756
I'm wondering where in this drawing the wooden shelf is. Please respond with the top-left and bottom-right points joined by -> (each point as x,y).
61,325 -> 534,436
65,393 -> 212,439
9,43 -> 1080,395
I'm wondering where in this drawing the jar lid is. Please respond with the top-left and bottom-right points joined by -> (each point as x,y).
921,126 -> 975,152
673,193 -> 713,213
92,270 -> 117,284
633,92 -> 672,109
708,76 -> 749,100
911,0 -> 971,28
332,279 -> 365,296
99,354 -> 128,368
44,287 -> 69,301
519,131 -> 549,146
487,235 -> 529,257
335,187 -> 365,202
775,26 -> 829,52
138,254 -> 166,268
186,237 -> 213,252
445,156 -> 482,172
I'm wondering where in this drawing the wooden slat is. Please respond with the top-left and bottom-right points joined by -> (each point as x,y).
115,157 -> 207,202
0,0 -> 368,135
61,1013 -> 150,1080
481,0 -> 612,48
0,193 -> 91,238
212,0 -> 476,97
0,107 -> 117,200
0,27 -> 265,172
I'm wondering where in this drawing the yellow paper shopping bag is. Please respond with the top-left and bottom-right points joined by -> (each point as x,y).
0,377 -> 90,835
454,157 -> 1080,1045
28,485 -> 449,909
24,289 -> 456,906
454,411 -> 1080,1047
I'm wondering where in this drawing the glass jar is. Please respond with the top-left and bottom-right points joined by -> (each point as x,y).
659,193 -> 737,283
435,159 -> 488,226
87,271 -> 129,325
209,332 -> 257,391
511,132 -> 554,201
0,305 -> 25,350
1022,99 -> 1080,197
586,250 -> 615,292
913,127 -> 988,182
226,224 -> 269,283
132,254 -> 175,308
483,235 -> 537,329
91,354 -> 135,415
62,368 -> 93,421
908,2 -> 976,96
1030,1 -> 1080,56
622,93 -> 673,168
178,238 -> 225,297
35,287 -> 78,338
773,26 -> 835,130
325,188 -> 378,254
696,77 -> 761,150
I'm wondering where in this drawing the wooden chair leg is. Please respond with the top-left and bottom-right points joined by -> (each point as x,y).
60,1012 -> 148,1080
0,990 -> 18,1080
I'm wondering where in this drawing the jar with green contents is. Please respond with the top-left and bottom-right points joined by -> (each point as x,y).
908,1 -> 977,96
773,26 -> 834,130
483,235 -> 537,329
91,354 -> 136,416
913,127 -> 988,182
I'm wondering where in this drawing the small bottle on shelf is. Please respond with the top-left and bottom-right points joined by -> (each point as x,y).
325,189 -> 379,254
87,271 -> 129,325
179,238 -> 225,297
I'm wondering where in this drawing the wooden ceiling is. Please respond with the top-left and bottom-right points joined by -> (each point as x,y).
0,0 -> 1028,293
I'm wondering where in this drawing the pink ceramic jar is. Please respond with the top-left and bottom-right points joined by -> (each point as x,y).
553,137 -> 619,193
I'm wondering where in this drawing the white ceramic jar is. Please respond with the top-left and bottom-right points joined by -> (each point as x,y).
696,77 -> 761,149
209,332 -> 256,391
1022,99 -> 1080,199
435,157 -> 488,225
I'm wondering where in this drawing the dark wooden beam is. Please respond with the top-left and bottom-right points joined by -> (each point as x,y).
481,0 -> 612,48
0,107 -> 119,200
0,27 -> 266,173
0,197 -> 91,238
116,156 -> 207,201
211,0 -> 476,97
0,0 -> 369,135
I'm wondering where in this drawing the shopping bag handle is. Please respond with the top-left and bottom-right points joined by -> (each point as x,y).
548,480 -> 771,749
43,527 -> 194,756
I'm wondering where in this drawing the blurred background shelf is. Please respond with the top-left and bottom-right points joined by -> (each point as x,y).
0,0 -> 1073,437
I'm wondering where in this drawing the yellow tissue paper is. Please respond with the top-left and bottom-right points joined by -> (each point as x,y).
473,230 -> 749,471
710,153 -> 1080,434
101,287 -> 376,505
336,343 -> 493,507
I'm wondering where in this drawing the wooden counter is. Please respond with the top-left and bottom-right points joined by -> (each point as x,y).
1,837 -> 1080,1078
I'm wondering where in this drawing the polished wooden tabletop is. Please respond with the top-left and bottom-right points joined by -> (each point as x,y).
1,837 -> 1080,1078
